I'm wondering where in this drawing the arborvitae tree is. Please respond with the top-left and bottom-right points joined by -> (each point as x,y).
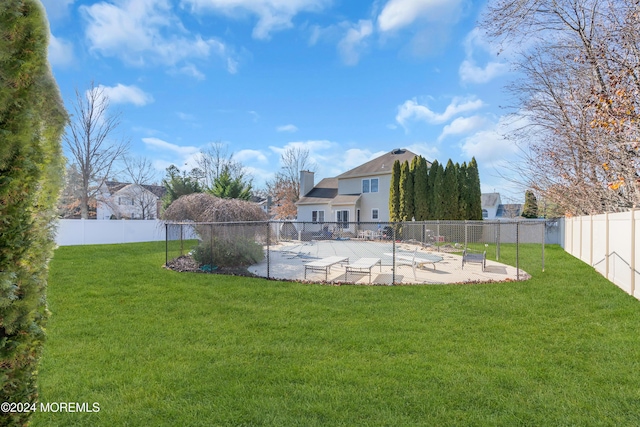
456,162 -> 468,220
389,160 -> 401,222
466,157 -> 483,220
522,190 -> 539,218
399,160 -> 414,221
442,160 -> 460,219
413,156 -> 430,220
0,2 -> 67,425
430,160 -> 445,219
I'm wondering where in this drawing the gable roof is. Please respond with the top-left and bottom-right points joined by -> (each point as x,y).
481,193 -> 501,208
103,180 -> 166,199
336,148 -> 420,179
296,178 -> 338,205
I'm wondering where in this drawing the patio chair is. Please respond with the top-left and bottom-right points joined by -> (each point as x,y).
462,249 -> 486,271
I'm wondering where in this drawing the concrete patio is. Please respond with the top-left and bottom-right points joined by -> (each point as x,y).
248,240 -> 529,285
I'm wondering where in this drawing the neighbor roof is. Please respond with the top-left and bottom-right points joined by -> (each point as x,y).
296,178 -> 338,205
336,148 -> 421,179
103,180 -> 166,199
481,192 -> 501,208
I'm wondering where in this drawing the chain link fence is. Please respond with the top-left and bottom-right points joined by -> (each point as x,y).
165,220 -> 556,285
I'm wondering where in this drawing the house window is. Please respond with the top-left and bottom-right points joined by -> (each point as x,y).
362,178 -> 379,193
337,210 -> 349,229
482,209 -> 488,219
312,210 -> 324,223
372,209 -> 379,220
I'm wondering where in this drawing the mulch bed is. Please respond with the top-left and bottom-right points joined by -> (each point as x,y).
164,255 -> 258,277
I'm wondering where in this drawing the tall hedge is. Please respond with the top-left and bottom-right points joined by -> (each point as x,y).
389,160 -> 401,222
399,160 -> 414,221
0,1 -> 67,425
413,156 -> 429,220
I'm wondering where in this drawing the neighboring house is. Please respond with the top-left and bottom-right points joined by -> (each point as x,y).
481,192 -> 523,220
296,149 -> 421,233
97,180 -> 166,220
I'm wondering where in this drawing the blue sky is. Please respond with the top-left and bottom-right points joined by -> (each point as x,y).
42,0 -> 523,201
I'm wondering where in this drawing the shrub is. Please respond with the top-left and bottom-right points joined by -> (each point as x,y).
0,2 -> 67,425
192,237 -> 264,268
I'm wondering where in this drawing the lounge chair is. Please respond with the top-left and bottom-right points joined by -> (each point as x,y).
304,256 -> 349,280
345,257 -> 382,283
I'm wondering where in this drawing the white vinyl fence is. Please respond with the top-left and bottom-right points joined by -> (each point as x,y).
564,210 -> 640,300
56,219 -> 166,246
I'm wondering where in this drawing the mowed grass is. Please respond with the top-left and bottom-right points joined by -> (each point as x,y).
33,242 -> 640,426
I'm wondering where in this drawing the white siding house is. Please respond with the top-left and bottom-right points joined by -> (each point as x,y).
296,149 -> 422,233
97,181 -> 166,220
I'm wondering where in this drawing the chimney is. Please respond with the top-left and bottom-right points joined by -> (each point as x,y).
299,170 -> 314,197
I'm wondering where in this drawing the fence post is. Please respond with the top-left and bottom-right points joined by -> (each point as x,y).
180,223 -> 184,255
631,208 -> 636,297
605,212 -> 609,281
542,221 -> 545,273
266,221 -> 271,279
436,220 -> 440,252
464,220 -> 468,248
392,225 -> 396,285
516,221 -> 520,281
165,223 -> 168,266
589,214 -> 594,266
496,221 -> 500,261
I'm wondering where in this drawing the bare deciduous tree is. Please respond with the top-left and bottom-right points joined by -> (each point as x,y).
118,156 -> 162,219
482,0 -> 640,214
197,141 -> 246,190
266,147 -> 316,219
64,81 -> 129,218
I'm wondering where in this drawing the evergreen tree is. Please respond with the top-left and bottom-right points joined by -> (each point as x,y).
389,160 -> 401,222
522,190 -> 539,218
457,162 -> 468,220
466,157 -> 483,220
209,164 -> 252,200
442,160 -> 459,219
162,165 -> 203,209
413,156 -> 430,220
399,160 -> 414,221
430,160 -> 445,219
0,2 -> 67,424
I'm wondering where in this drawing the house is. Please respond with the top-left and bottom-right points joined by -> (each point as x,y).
97,180 -> 166,220
296,149 -> 421,232
481,192 -> 523,220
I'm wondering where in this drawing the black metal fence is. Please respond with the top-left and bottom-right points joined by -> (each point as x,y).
165,220 -> 557,285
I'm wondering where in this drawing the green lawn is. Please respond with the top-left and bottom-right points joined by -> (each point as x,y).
33,242 -> 640,426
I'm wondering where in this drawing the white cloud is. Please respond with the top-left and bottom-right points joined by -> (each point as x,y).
182,0 -> 330,39
236,149 -> 269,164
176,64 -> 206,80
143,137 -> 200,156
459,60 -> 509,84
81,0 -> 237,75
460,116 -> 521,167
396,97 -> 485,129
438,115 -> 487,141
337,20 -> 373,66
377,0 -> 464,32
459,27 -> 510,84
48,33 -> 74,67
277,124 -> 298,133
96,84 -> 154,106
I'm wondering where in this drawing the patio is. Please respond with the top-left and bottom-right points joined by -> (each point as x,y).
248,239 -> 528,285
